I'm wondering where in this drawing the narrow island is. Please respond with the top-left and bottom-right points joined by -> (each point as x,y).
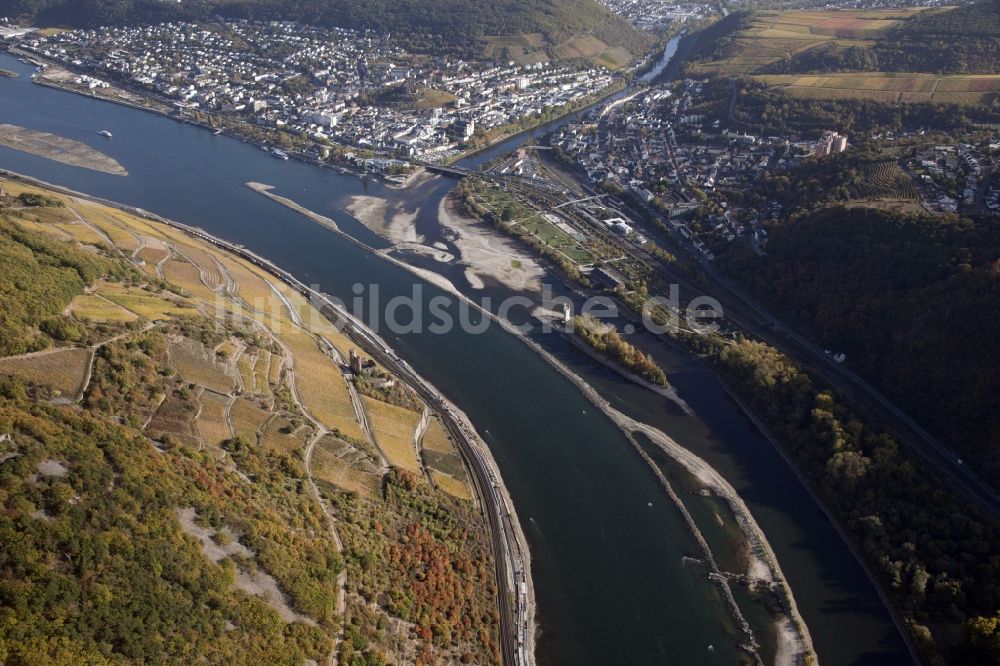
571,314 -> 668,386
0,124 -> 127,175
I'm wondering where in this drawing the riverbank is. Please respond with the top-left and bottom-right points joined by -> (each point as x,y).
0,123 -> 127,175
243,178 -> 813,664
9,44 -> 631,193
513,326 -> 817,666
0,166 -> 538,665
718,377 -> 923,665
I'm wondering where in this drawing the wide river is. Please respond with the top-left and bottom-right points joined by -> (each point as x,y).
0,42 -> 910,665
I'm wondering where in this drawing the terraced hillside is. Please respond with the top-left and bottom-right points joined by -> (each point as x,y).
685,2 -> 1000,108
0,176 -> 491,665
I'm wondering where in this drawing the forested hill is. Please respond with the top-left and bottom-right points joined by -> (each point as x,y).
719,206 -> 1000,486
1,0 -> 651,56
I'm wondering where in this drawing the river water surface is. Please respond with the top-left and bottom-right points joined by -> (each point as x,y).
0,43 -> 909,665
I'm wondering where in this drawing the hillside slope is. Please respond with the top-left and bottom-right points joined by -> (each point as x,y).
0,177 -> 499,665
3,0 -> 652,57
719,205 -> 1000,486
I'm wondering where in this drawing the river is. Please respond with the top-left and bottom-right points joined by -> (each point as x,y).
0,37 -> 910,665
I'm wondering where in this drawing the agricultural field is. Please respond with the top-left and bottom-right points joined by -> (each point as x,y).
72,203 -> 141,253
688,9 -> 930,76
230,396 -> 271,443
161,258 -> 220,302
482,34 -> 550,66
169,337 -> 238,394
52,220 -> 106,246
281,327 -> 365,441
237,350 -> 256,392
362,395 -> 422,474
67,292 -> 138,322
854,159 -> 920,201
98,283 -> 195,320
421,418 -> 473,500
145,389 -> 201,449
252,349 -> 273,399
259,415 -> 311,454
311,435 -> 384,496
197,390 -> 233,447
0,347 -> 92,399
482,31 -> 632,69
756,73 -> 1000,105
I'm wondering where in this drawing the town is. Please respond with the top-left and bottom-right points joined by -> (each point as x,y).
597,0 -> 716,31
550,79 -> 816,257
16,20 -> 619,164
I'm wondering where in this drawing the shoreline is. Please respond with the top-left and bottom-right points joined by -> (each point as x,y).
0,123 -> 127,175
7,45 -> 629,187
507,323 -> 816,666
718,376 -> 924,666
243,178 -> 814,664
1,167 -> 536,666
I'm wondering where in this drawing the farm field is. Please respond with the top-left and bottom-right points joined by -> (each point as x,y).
311,435 -> 383,496
67,292 -> 138,322
281,327 -> 365,440
161,258 -> 220,302
420,417 -> 473,499
756,73 -> 1000,105
53,220 -> 106,246
688,8 -> 931,76
854,159 -> 920,201
146,391 -> 201,448
0,347 -> 92,399
169,337 -> 238,394
197,390 -> 233,447
430,470 -> 473,501
362,395 -> 422,473
259,415 -> 310,453
98,283 -> 195,320
231,396 -> 271,443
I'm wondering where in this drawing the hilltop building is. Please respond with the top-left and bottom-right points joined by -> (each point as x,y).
815,131 -> 848,158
